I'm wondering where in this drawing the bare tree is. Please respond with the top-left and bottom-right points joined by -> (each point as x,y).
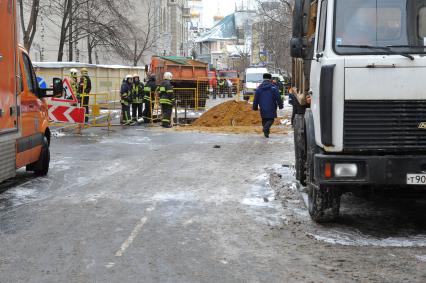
22,0 -> 157,64
113,0 -> 162,66
18,0 -> 42,51
46,0 -> 87,61
79,0 -> 126,63
255,0 -> 293,73
226,44 -> 251,74
45,0 -> 130,62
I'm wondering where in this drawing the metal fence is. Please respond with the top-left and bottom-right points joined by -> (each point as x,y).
196,77 -> 242,102
173,88 -> 200,110
41,71 -> 245,129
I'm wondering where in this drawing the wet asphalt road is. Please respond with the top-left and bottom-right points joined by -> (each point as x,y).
0,126 -> 426,282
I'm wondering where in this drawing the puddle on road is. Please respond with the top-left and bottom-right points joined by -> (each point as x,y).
269,164 -> 426,248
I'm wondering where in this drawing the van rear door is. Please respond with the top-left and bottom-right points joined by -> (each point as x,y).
0,0 -> 19,135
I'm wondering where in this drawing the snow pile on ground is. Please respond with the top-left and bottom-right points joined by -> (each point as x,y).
193,100 -> 277,127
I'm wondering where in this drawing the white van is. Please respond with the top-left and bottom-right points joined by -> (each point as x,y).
243,67 -> 268,100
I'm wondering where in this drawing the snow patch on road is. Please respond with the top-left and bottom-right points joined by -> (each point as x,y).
50,158 -> 72,172
52,131 -> 67,138
151,191 -> 196,202
0,178 -> 51,210
241,172 -> 285,226
311,233 -> 426,247
100,136 -> 151,145
415,255 -> 426,262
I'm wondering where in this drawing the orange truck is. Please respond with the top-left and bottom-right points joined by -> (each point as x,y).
150,56 -> 209,107
0,0 -> 62,183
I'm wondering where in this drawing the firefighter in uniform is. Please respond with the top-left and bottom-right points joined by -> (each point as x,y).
218,78 -> 226,98
120,75 -> 133,125
78,67 -> 92,122
131,73 -> 144,122
159,72 -> 174,128
69,68 -> 78,100
143,76 -> 157,123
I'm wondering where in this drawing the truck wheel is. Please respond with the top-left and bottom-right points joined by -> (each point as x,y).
308,184 -> 340,223
305,112 -> 340,222
294,114 -> 306,185
32,136 -> 50,176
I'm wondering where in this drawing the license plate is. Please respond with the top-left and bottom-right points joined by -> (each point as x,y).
407,174 -> 426,185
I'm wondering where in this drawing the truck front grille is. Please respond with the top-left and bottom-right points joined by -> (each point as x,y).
344,100 -> 426,151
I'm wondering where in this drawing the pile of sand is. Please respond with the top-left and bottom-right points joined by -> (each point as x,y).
193,100 -> 268,127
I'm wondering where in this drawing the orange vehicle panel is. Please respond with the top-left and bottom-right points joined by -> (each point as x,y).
0,0 -> 19,134
16,146 -> 42,168
15,47 -> 49,168
0,0 -> 50,182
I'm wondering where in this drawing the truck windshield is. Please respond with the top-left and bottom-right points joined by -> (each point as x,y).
335,0 -> 426,54
246,73 -> 264,83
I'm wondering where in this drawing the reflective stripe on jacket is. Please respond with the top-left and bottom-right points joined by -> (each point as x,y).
78,75 -> 92,95
159,80 -> 174,106
132,82 -> 144,104
144,81 -> 158,102
120,81 -> 132,106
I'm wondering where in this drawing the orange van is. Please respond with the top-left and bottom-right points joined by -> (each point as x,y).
0,0 -> 61,183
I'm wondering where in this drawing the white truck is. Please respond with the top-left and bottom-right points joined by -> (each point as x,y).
291,0 -> 426,222
243,67 -> 268,100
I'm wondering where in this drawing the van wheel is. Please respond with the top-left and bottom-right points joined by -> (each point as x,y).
30,136 -> 50,176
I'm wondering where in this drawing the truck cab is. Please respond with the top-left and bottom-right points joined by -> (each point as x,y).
291,0 -> 426,222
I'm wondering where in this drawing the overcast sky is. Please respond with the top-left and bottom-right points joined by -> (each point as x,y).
202,0 -> 253,27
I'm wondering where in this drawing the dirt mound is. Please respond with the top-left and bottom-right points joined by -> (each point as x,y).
193,100 -> 266,127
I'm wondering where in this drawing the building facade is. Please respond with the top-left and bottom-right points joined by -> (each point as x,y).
195,10 -> 256,70
25,0 -> 189,66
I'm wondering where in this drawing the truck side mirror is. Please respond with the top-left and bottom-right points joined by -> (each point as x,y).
52,78 -> 63,96
36,87 -> 47,98
290,37 -> 305,58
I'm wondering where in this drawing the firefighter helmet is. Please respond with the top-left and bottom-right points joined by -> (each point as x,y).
81,68 -> 88,75
70,68 -> 78,77
163,72 -> 173,80
133,73 -> 140,78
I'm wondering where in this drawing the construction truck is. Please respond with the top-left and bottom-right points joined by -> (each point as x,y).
291,0 -> 426,222
150,56 -> 209,108
0,0 -> 62,183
